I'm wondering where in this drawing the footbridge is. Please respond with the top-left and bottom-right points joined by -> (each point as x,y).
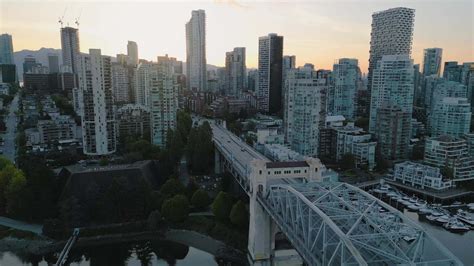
210,121 -> 461,266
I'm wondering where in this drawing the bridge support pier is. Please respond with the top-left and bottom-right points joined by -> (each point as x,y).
248,160 -> 272,265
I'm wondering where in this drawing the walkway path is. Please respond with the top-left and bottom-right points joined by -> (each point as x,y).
0,216 -> 42,235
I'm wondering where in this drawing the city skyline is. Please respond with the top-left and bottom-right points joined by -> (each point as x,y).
1,0 -> 472,72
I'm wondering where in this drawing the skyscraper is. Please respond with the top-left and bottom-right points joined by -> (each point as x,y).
369,55 -> 414,160
48,53 -> 60,73
225,47 -> 246,96
0,34 -> 14,64
422,48 -> 443,77
186,9 -> 207,91
111,62 -> 131,104
23,56 -> 40,74
443,61 -> 462,82
282,55 -> 296,85
127,41 -> 138,66
151,55 -> 179,147
430,97 -> 471,138
367,7 -> 415,93
60,27 -> 80,73
135,62 -> 154,107
77,49 -> 116,155
331,58 -> 361,120
284,65 -> 326,157
258,33 -> 283,114
282,55 -> 296,102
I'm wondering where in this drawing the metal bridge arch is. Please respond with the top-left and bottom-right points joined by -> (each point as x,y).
257,182 -> 462,266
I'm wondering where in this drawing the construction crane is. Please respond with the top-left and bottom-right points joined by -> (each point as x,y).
74,9 -> 82,28
58,8 -> 67,28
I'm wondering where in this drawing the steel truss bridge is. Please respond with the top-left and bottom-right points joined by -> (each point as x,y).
210,121 -> 461,265
258,181 -> 460,265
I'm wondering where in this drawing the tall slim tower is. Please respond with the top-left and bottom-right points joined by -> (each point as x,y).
60,27 -> 80,73
331,58 -> 361,120
186,9 -> 207,91
151,55 -> 179,147
48,53 -> 60,73
367,7 -> 415,93
0,34 -> 14,64
225,47 -> 246,96
422,48 -> 443,77
258,33 -> 283,114
369,55 -> 414,160
77,49 -> 116,155
284,65 -> 326,157
127,41 -> 139,66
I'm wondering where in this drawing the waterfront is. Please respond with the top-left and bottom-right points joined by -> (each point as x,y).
0,239 -> 220,266
403,208 -> 474,265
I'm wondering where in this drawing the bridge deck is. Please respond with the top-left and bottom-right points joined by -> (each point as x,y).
212,123 -> 268,163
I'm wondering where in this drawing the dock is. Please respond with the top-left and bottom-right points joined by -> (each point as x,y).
355,178 -> 473,202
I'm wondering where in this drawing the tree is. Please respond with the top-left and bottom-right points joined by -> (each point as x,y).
99,157 -> 109,166
5,170 -> 28,218
191,189 -> 210,210
245,135 -> 255,146
211,191 -> 233,222
147,210 -> 162,231
160,178 -> 186,198
177,110 -> 192,144
187,122 -> 214,174
355,117 -> 369,131
340,153 -> 356,170
441,165 -> 454,179
161,195 -> 189,223
186,180 -> 199,200
229,200 -> 248,229
126,139 -> 160,160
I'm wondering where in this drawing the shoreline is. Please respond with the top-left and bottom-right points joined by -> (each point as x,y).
0,229 -> 247,265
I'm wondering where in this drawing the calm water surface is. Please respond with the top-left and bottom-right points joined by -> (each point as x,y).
0,239 -> 219,266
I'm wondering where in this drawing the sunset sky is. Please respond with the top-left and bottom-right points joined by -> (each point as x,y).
1,0 -> 473,72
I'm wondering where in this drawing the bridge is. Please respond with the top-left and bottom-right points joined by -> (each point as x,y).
211,121 -> 461,266
55,228 -> 80,266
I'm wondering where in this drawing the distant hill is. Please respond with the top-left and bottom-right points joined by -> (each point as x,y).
14,48 -> 62,81
13,47 -> 223,81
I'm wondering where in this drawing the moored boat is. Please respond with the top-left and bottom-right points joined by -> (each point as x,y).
443,218 -> 470,232
456,210 -> 474,227
435,215 -> 450,225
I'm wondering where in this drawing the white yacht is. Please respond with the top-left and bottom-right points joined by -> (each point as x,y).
456,210 -> 474,227
435,215 -> 451,225
443,218 -> 470,232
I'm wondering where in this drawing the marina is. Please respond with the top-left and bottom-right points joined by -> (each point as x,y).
367,182 -> 474,264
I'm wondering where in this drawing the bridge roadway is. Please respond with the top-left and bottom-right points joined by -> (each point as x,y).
210,122 -> 462,265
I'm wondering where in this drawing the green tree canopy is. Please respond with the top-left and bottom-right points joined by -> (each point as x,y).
229,200 -> 248,229
177,110 -> 192,144
160,178 -> 186,198
5,168 -> 27,218
340,153 -> 356,170
211,191 -> 233,222
186,122 -> 214,174
191,189 -> 210,210
161,195 -> 189,223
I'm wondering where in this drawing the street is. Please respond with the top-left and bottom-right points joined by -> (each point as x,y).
2,94 -> 19,163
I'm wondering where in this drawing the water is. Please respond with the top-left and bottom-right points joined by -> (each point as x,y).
403,208 -> 474,265
380,194 -> 474,265
0,239 -> 219,266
